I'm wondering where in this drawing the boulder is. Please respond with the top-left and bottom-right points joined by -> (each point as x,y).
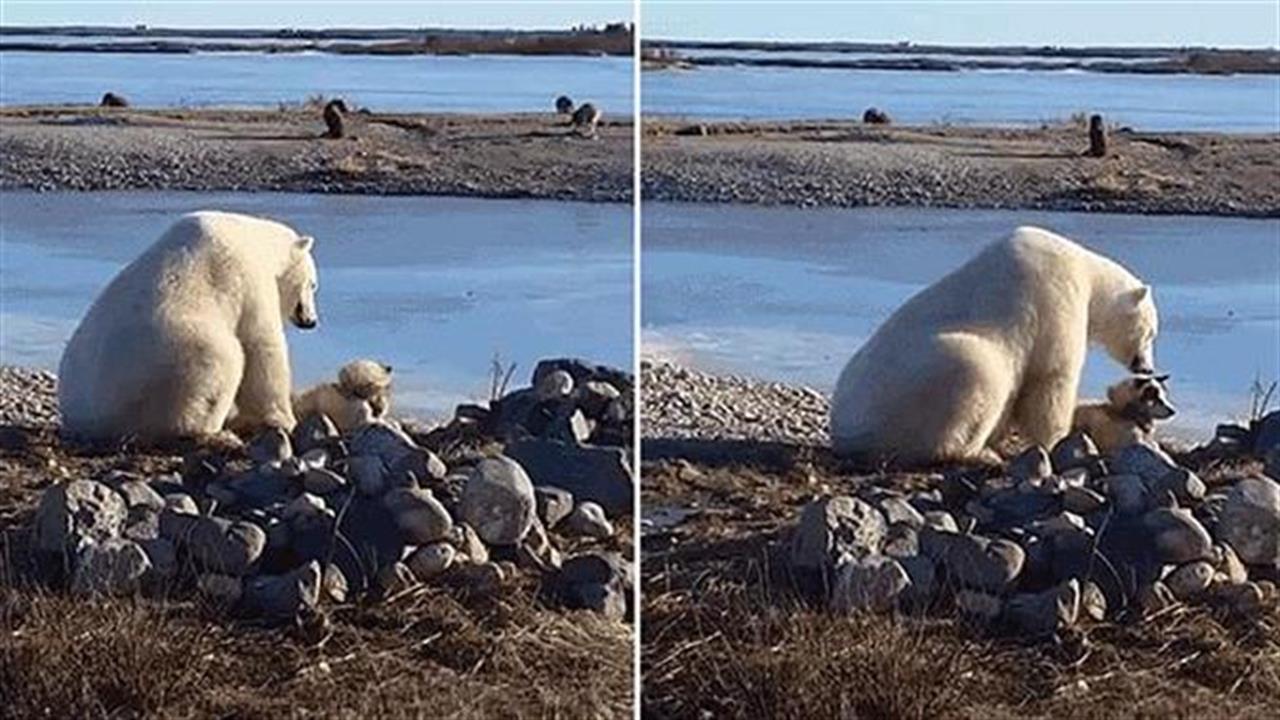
34,480 -> 127,556
247,427 -> 292,464
1165,560 -> 1215,600
70,538 -> 151,596
1217,476 -> 1280,566
186,517 -> 267,575
504,439 -> 632,514
830,554 -> 911,613
1005,579 -> 1081,637
242,561 -> 322,620
383,487 -> 453,545
563,501 -> 614,539
1008,446 -> 1052,481
460,456 -> 537,545
789,496 -> 887,573
920,528 -> 1024,592
1143,507 -> 1214,564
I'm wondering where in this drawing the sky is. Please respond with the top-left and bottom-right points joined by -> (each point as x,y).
643,1 -> 1280,47
0,1 -> 1276,47
0,1 -> 633,30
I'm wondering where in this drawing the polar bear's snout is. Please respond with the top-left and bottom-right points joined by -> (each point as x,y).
292,300 -> 318,329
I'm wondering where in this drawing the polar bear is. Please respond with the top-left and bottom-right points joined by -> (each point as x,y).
1073,374 -> 1175,453
294,359 -> 393,432
58,211 -> 319,442
830,226 -> 1158,465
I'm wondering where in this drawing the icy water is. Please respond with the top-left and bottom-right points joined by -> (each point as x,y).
643,64 -> 1280,132
0,51 -> 634,114
643,203 -> 1280,441
0,191 -> 632,419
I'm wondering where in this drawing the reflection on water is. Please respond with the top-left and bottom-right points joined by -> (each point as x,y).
0,51 -> 634,114
644,65 -> 1279,132
0,191 -> 632,420
642,203 -> 1280,440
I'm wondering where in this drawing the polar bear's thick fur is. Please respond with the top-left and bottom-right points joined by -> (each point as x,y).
830,226 -> 1158,465
58,211 -> 319,441
1073,374 -> 1175,453
294,359 -> 393,432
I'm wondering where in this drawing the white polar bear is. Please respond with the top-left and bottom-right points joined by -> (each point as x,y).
830,226 -> 1158,465
58,211 -> 319,441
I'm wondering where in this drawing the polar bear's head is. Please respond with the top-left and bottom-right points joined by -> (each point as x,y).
1101,285 -> 1158,374
279,236 -> 319,329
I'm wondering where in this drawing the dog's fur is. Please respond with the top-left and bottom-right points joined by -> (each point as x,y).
1072,373 -> 1175,453
294,359 -> 393,431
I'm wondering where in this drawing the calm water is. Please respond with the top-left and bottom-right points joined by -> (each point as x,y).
0,51 -> 634,114
643,203 -> 1280,440
643,65 -> 1280,132
0,191 -> 632,420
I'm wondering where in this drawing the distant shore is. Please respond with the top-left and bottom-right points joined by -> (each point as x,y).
642,118 -> 1280,217
0,106 -> 633,202
643,40 -> 1280,75
0,25 -> 633,56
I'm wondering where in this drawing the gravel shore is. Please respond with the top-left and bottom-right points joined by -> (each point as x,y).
0,106 -> 633,202
643,120 -> 1280,217
0,366 -> 58,429
640,360 -> 828,446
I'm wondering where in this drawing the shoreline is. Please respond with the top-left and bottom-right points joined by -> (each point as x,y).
642,119 -> 1280,217
0,106 -> 633,202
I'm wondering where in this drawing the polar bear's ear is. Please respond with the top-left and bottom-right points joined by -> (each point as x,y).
1125,285 -> 1151,305
295,235 -> 315,253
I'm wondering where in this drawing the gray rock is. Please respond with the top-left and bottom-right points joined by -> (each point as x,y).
535,369 -> 575,400
1143,507 -> 1214,564
164,493 -> 198,515
112,479 -> 165,513
242,560 -> 322,619
923,511 -> 959,533
323,563 -> 349,602
882,524 -> 919,558
1253,410 -> 1280,455
1005,579 -> 1081,637
1063,486 -> 1107,515
1051,432 -> 1101,474
303,467 -> 347,495
1008,445 -> 1052,481
1110,443 -> 1203,502
877,496 -> 925,528
1212,543 -> 1249,585
566,582 -> 628,621
552,552 -> 631,620
1101,474 -> 1150,515
383,487 -> 453,545
575,380 -> 621,418
504,439 -> 632,514
349,420 -> 421,468
549,409 -> 593,445
406,543 -> 456,581
186,517 -> 267,575
1218,581 -> 1266,617
956,590 -> 1003,622
451,561 -> 506,594
535,485 -> 575,529
34,480 -> 127,556
284,493 -> 331,525
197,573 -> 243,607
348,455 -> 387,496
138,536 -> 177,585
247,427 -> 292,464
1166,560 -> 1215,600
376,561 -> 419,595
71,538 -> 151,596
920,528 -> 1025,592
460,456 -> 536,545
563,501 -> 614,539
790,496 -> 887,573
293,413 -> 339,454
1081,581 -> 1108,621
830,554 -> 911,613
1217,476 -> 1280,566
898,554 -> 937,607
451,523 -> 490,564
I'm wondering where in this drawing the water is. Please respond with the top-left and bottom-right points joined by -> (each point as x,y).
0,191 -> 632,420
0,51 -> 634,114
643,65 -> 1280,132
673,47 -> 1152,66
643,203 -> 1280,441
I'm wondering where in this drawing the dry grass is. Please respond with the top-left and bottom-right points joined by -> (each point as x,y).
0,426 -> 634,719
639,456 -> 1280,719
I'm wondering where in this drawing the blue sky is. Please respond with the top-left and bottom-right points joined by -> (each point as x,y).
644,1 -> 1280,47
1,1 -> 1276,47
0,1 -> 632,30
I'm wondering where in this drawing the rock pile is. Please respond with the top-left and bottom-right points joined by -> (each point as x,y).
788,417 -> 1280,638
28,359 -> 635,625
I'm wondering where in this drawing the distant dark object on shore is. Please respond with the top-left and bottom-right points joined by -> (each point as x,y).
100,92 -> 129,108
863,107 -> 891,125
323,98 -> 349,139
555,95 -> 574,115
1087,114 -> 1108,157
572,102 -> 602,138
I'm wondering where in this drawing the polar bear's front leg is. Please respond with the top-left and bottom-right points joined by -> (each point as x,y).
1011,368 -> 1082,451
232,333 -> 298,433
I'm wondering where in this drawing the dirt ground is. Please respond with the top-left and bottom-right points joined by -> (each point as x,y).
639,443 -> 1280,719
0,106 -> 633,202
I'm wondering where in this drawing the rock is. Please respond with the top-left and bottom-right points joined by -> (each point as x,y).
1212,543 -> 1249,585
1051,432 -> 1102,474
535,485 -> 575,529
1266,447 -> 1280,481
575,380 -> 621,418
1218,581 -> 1266,617
923,511 -> 959,533
920,528 -> 1024,592
830,555 -> 911,613
563,501 -> 614,539
1217,476 -> 1280,566
225,466 -> 291,507
450,561 -> 505,594
406,543 -> 456,581
1110,443 -> 1203,502
536,369 -> 575,400
197,573 -> 243,607
898,554 -> 937,607
349,420 -> 420,467
383,487 -> 453,545
284,493 -> 330,525
1143,507 -> 1213,564
138,536 -> 177,585
548,408 -> 594,445
164,493 -> 199,515
1063,486 -> 1107,515
242,561 -> 322,620
551,552 -> 631,620
186,517 -> 267,575
110,479 -> 165,513
293,413 -> 339,454
877,496 -> 925,528
1009,446 -> 1052,481
882,524 -> 919,558
376,561 -> 418,595
348,455 -> 387,496
1101,475 -> 1150,515
504,439 -> 632,514
451,523 -> 489,564
100,91 -> 129,107
862,107 -> 891,124
1165,560 -> 1214,600
1253,410 -> 1280,455
71,538 -> 152,596
566,582 -> 627,621
790,496 -> 887,573
1005,579 -> 1081,637
460,456 -> 536,545
247,427 -> 292,464
34,480 -> 127,556
1081,581 -> 1108,621
956,590 -> 1002,622
322,563 -> 349,602
303,466 -> 347,495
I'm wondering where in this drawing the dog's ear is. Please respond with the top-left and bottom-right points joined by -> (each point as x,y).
1154,373 -> 1170,384
383,364 -> 393,374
